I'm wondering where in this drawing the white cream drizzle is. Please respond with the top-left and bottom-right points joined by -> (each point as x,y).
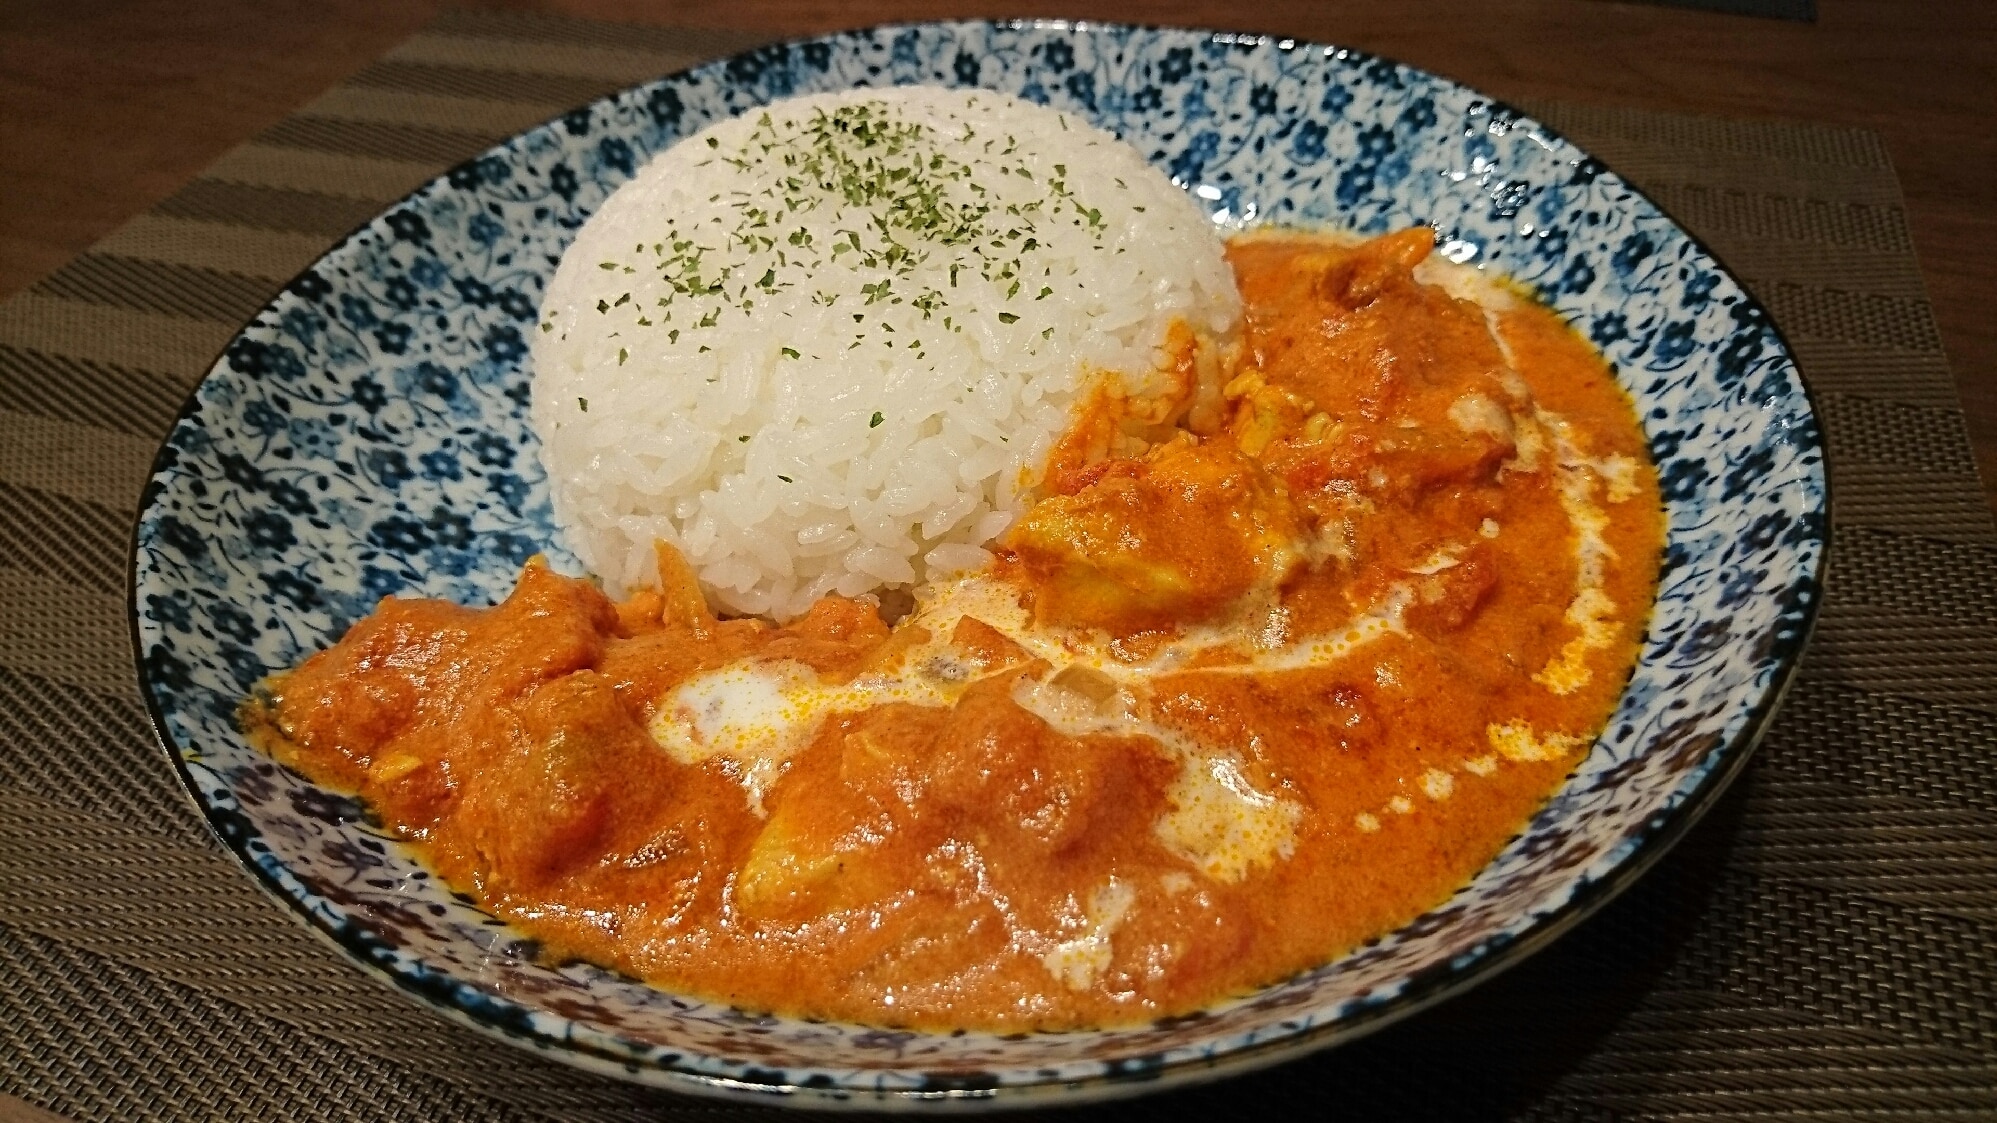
1040,878 -> 1137,991
646,571 -> 1407,877
1476,308 -> 1625,699
1531,412 -> 1621,696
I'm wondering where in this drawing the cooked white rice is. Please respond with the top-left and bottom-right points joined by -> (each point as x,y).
531,87 -> 1239,620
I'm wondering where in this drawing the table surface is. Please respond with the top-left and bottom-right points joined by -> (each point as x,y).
1,9 -> 1992,1122
3,0 -> 1993,516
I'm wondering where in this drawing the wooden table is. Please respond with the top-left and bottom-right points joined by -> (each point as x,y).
4,0 -> 1991,513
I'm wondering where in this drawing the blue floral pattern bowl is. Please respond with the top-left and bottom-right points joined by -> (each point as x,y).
130,19 -> 1826,1108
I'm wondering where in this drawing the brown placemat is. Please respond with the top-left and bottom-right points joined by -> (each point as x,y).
3,11 -> 1993,1121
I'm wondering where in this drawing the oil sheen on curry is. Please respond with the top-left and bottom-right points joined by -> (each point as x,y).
247,229 -> 1663,1031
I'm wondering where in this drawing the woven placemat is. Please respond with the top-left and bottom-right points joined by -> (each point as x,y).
3,11 -> 1993,1121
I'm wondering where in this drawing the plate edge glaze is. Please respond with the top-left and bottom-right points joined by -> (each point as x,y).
125,17 -> 1831,1110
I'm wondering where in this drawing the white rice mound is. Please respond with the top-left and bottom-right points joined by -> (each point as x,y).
531,87 -> 1240,620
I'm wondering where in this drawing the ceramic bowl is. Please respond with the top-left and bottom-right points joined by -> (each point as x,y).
131,19 -> 1826,1108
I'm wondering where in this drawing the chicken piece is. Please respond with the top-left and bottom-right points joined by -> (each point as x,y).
458,669 -> 650,893
948,616 -> 1036,677
734,703 -> 946,919
1004,438 -> 1306,634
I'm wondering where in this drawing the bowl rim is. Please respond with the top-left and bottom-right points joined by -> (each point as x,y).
127,16 -> 1831,1109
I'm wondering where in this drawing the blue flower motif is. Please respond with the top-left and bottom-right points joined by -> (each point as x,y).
646,86 -> 683,127
1743,511 -> 1790,551
1715,329 -> 1766,388
1158,45 -> 1193,82
1179,82 -> 1212,121
470,433 -> 515,468
261,569 -> 321,610
288,271 -> 331,301
1659,458 -> 1710,501
1363,55 -> 1404,87
1356,125 -> 1395,160
351,375 -> 387,412
386,209 -> 431,243
1489,179 -> 1530,219
1249,84 -> 1278,115
1291,120 -> 1328,163
549,163 -> 579,201
324,838 -> 388,872
1682,272 -> 1719,308
410,260 -> 448,292
468,212 -> 506,246
147,592 -> 194,633
227,338 -> 306,382
168,424 -> 210,457
426,506 -> 474,549
490,532 -> 539,565
208,602 -> 257,643
421,449 -> 462,481
1649,429 -> 1684,461
279,307 -> 323,349
1335,164 -> 1375,208
497,289 -> 536,321
363,448 -> 415,489
726,50 -> 766,83
1679,619 -> 1733,660
368,515 -> 432,553
362,565 -> 406,599
242,398 -> 287,436
953,51 -> 979,84
487,472 -> 530,515
339,293 -> 377,329
384,277 -> 419,310
597,137 -> 635,177
1064,72 -> 1097,112
243,510 -> 296,552
268,479 -> 315,515
1613,232 -> 1657,275
144,643 -> 192,693
1590,312 -> 1630,346
1654,321 -> 1698,365
1042,40 -> 1074,72
562,109 -> 592,137
291,787 -> 368,826
374,322 -> 413,355
484,325 -> 526,364
286,417 -> 340,459
1560,257 -> 1596,295
1723,446 -> 1777,501
218,452 -> 265,490
1397,96 -> 1436,131
1169,131 -> 1221,183
1718,567 -> 1764,608
409,361 -> 459,401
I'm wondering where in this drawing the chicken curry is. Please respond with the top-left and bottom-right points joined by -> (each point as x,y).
246,227 -> 1663,1030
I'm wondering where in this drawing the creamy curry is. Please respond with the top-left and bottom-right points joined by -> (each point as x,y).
247,228 -> 1663,1031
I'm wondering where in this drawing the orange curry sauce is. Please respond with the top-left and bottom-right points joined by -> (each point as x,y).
249,228 -> 1663,1031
